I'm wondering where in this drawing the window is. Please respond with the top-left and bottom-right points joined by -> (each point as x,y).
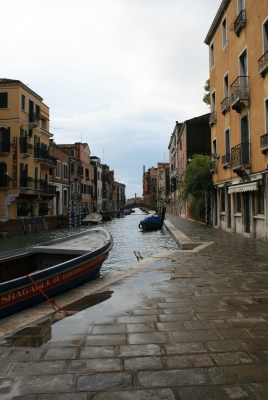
263,19 -> 268,54
239,49 -> 248,76
70,149 -> 75,157
85,168 -> 89,178
0,92 -> 8,108
63,190 -> 68,207
63,163 -> 68,180
225,129 -> 230,161
0,127 -> 10,153
221,187 -> 225,212
56,161 -> 60,178
258,185 -> 264,214
0,162 -> 8,187
35,104 -> 40,118
224,74 -> 229,98
21,94 -> 26,111
238,0 -> 245,12
211,91 -> 216,112
265,99 -> 268,133
210,42 -> 215,69
34,167 -> 38,189
71,163 -> 74,173
222,18 -> 227,49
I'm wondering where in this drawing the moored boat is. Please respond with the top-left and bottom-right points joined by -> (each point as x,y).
139,205 -> 166,231
82,213 -> 102,225
0,228 -> 113,319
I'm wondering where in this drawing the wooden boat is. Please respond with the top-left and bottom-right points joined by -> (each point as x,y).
0,228 -> 113,319
139,205 -> 166,231
82,213 -> 102,225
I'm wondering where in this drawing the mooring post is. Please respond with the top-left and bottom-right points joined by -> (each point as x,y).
21,216 -> 26,234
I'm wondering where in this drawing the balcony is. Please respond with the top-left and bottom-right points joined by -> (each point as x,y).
39,180 -> 56,197
221,97 -> 230,114
19,139 -> 33,158
260,133 -> 268,153
0,140 -> 11,155
28,111 -> 41,128
222,154 -> 231,169
34,148 -> 57,167
231,143 -> 250,177
20,176 -> 33,189
230,76 -> 249,112
210,160 -> 218,173
209,111 -> 217,126
230,9 -> 246,36
258,50 -> 268,77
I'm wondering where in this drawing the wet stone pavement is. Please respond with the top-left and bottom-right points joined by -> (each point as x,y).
0,213 -> 268,399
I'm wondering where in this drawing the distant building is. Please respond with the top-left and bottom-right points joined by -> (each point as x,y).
90,156 -> 103,212
142,166 -> 158,206
156,162 -> 170,209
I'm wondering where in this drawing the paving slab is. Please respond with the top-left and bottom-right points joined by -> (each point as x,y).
1,213 -> 268,398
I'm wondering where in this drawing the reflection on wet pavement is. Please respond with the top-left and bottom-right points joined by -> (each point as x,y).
1,260 -> 171,347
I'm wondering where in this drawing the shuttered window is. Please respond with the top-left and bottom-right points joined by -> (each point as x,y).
0,92 -> 8,108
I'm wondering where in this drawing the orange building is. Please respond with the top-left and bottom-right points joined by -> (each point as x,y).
205,0 -> 268,239
0,79 -> 57,220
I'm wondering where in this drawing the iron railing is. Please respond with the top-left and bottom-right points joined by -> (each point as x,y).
210,160 -> 217,172
20,176 -> 33,188
19,138 -> 33,154
234,10 -> 246,32
39,180 -> 56,195
221,97 -> 230,113
222,154 -> 231,166
209,111 -> 217,126
259,50 -> 268,75
230,76 -> 249,104
0,141 -> 11,153
260,133 -> 268,150
231,143 -> 250,167
29,111 -> 41,123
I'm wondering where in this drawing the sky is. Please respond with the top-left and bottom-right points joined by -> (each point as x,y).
2,0 -> 222,198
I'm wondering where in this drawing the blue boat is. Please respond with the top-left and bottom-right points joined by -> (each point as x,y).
139,205 -> 166,231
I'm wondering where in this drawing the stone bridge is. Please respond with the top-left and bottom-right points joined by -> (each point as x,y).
121,202 -> 158,212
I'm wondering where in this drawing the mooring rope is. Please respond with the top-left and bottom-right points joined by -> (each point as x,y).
26,274 -> 71,316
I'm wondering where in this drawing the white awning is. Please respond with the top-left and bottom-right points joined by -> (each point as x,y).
228,182 -> 258,194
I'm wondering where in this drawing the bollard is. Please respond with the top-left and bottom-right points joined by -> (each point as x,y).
21,216 -> 26,234
68,202 -> 72,228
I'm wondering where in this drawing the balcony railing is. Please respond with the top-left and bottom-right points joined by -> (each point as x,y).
20,176 -> 33,188
230,9 -> 246,36
260,133 -> 268,153
40,180 -> 56,196
221,97 -> 230,114
0,140 -> 11,154
29,111 -> 41,124
222,154 -> 231,168
19,139 -> 33,156
231,143 -> 250,169
230,76 -> 249,111
210,160 -> 218,173
258,50 -> 268,77
209,111 -> 217,126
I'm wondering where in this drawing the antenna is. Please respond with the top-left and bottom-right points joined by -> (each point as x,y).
103,148 -> 104,163
81,128 -> 86,142
53,128 -> 61,142
93,139 -> 98,156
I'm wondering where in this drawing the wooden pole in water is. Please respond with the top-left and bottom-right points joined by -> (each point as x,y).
160,204 -> 166,228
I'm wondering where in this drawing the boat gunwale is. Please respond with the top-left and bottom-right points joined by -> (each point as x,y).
0,229 -> 113,294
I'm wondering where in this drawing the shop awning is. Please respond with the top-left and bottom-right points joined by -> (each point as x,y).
228,181 -> 258,194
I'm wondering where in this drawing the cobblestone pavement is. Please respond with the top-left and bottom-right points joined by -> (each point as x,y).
0,213 -> 268,399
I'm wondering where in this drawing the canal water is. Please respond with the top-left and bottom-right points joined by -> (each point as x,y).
0,208 -> 178,276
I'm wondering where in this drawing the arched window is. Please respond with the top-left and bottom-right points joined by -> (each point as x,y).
63,190 -> 68,207
0,162 -> 7,187
0,127 -> 10,153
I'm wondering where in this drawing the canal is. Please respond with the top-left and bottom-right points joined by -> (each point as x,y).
0,208 -> 179,277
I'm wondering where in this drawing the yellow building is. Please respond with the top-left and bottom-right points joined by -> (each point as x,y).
205,0 -> 268,239
0,79 -> 56,221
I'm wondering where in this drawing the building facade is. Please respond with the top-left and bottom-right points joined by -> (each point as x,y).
0,79 -> 57,221
156,162 -> 170,209
90,156 -> 103,212
205,0 -> 268,239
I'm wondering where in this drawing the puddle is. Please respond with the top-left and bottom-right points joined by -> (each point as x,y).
1,260 -> 171,347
